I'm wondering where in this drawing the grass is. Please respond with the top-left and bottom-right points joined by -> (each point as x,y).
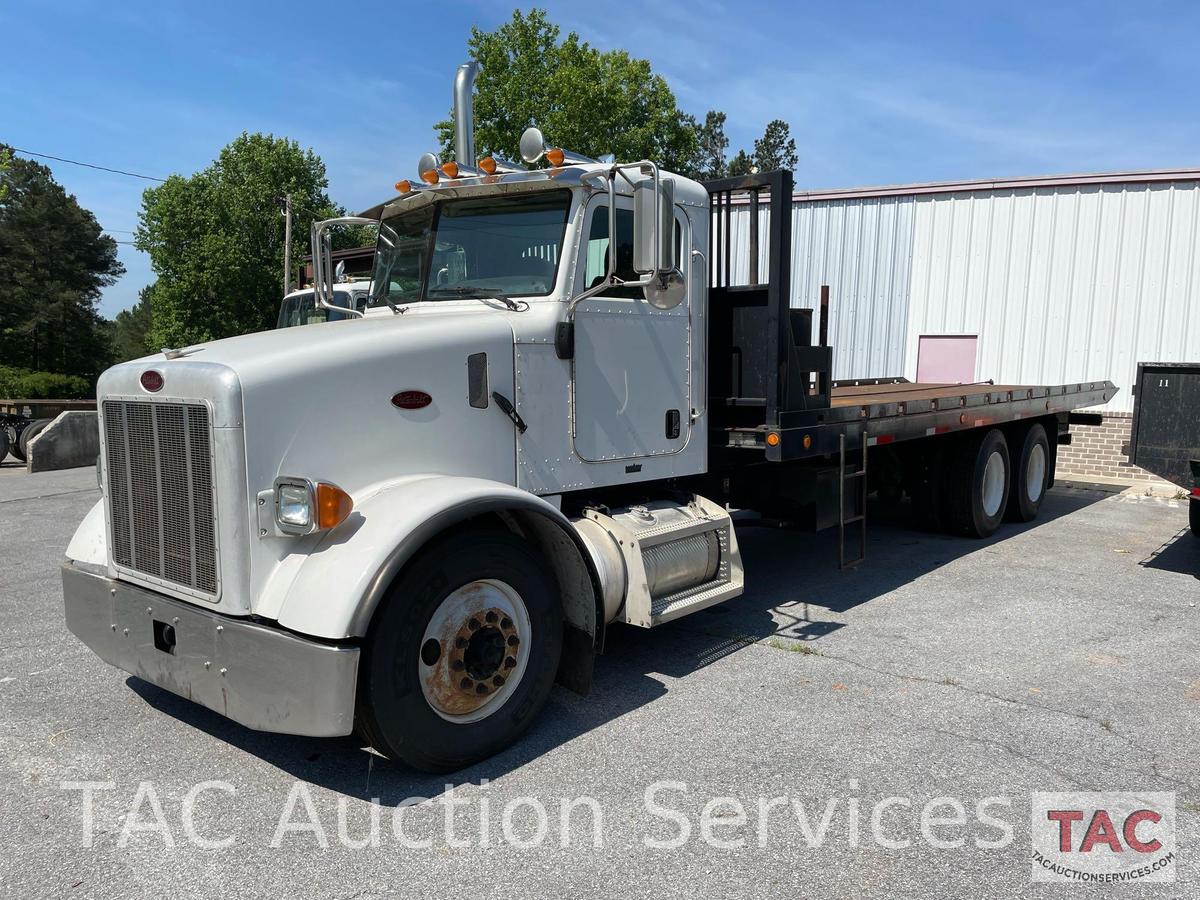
765,637 -> 819,655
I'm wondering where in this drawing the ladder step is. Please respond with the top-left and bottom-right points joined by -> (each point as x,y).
843,515 -> 865,524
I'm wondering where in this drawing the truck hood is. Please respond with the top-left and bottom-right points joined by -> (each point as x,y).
105,310 -> 520,498
97,309 -> 521,613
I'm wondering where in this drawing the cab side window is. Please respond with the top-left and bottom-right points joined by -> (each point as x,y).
583,205 -> 641,299
584,204 -> 686,300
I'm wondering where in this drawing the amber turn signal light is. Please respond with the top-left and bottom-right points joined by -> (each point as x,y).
477,156 -> 497,175
420,169 -> 439,185
766,432 -> 781,447
395,179 -> 413,194
316,482 -> 353,531
440,161 -> 460,178
545,147 -> 566,167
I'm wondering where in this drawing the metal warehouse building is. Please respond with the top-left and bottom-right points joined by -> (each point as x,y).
725,168 -> 1200,480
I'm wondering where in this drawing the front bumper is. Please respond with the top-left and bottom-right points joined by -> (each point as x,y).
62,561 -> 359,737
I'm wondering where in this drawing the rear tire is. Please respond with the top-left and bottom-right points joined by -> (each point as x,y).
19,418 -> 51,460
358,529 -> 563,773
945,429 -> 1010,538
0,427 -> 9,462
9,424 -> 29,462
1006,423 -> 1049,522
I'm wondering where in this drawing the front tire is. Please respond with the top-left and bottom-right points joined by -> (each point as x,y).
358,529 -> 563,773
1190,498 -> 1199,538
1006,423 -> 1050,522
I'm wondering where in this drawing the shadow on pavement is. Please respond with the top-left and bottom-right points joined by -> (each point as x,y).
123,484 -> 1111,801
1139,527 -> 1200,578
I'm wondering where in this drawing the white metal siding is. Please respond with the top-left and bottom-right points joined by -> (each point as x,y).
906,181 -> 1200,411
724,197 -> 915,379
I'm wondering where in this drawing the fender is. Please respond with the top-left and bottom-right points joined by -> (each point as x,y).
271,476 -> 603,664
66,499 -> 108,569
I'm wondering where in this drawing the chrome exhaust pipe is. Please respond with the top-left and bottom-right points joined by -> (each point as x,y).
453,61 -> 480,167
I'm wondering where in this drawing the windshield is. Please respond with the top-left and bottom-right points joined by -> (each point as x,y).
370,190 -> 571,308
276,290 -> 361,328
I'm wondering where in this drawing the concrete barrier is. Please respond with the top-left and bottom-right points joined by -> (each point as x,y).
27,411 -> 100,473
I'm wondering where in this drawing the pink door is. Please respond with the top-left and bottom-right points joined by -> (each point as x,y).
916,335 -> 978,384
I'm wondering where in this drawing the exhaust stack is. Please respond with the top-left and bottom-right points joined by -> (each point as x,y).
453,62 -> 480,167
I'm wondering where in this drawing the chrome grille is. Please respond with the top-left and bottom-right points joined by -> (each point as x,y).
103,399 -> 218,596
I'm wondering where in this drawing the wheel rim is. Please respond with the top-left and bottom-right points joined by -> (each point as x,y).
1025,443 -> 1046,504
418,578 -> 531,724
981,450 -> 1006,518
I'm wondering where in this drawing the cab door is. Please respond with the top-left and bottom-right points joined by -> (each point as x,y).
571,199 -> 691,462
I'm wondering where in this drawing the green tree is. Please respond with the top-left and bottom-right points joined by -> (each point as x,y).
690,110 -> 730,180
434,8 -> 697,173
112,284 -> 155,361
0,147 -> 11,202
136,133 -> 339,347
0,147 -> 123,382
728,149 -> 755,176
753,119 -> 798,173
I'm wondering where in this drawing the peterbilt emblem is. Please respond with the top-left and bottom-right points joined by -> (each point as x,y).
140,370 -> 164,392
391,390 -> 432,410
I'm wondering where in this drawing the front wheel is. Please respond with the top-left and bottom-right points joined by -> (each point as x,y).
358,529 -> 563,773
1190,498 -> 1199,538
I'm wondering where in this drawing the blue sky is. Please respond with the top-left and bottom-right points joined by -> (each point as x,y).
5,1 -> 1198,318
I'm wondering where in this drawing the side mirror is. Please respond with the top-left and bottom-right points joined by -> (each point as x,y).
310,216 -> 376,318
633,175 -> 676,275
633,174 -> 684,309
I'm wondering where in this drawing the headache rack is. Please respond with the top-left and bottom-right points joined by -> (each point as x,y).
702,171 -> 1117,464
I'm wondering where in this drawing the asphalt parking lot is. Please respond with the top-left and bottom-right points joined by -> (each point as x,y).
1,461 -> 1197,898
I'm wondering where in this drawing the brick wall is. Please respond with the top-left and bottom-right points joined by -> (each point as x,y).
1056,411 -> 1167,483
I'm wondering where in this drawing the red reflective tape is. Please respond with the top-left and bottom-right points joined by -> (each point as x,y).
1191,487 -> 1200,497
874,434 -> 895,445
925,426 -> 950,436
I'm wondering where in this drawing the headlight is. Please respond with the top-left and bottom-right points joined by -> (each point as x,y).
274,477 -> 353,536
277,482 -> 314,531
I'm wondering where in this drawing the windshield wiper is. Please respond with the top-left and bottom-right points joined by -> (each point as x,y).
427,284 -> 521,310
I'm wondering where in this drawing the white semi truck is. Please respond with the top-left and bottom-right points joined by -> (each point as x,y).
62,63 -> 1115,772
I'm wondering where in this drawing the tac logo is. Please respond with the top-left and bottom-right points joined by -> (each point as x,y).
1030,792 -> 1176,884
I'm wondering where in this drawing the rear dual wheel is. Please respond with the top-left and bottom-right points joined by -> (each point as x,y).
1006,423 -> 1049,522
945,428 -> 1011,538
358,530 -> 562,773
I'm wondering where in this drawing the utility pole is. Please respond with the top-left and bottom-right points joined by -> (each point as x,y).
282,193 -> 293,296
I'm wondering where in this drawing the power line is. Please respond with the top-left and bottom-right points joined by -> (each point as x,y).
10,147 -> 166,182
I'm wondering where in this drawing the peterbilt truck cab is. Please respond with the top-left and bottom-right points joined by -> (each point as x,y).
62,63 -> 741,772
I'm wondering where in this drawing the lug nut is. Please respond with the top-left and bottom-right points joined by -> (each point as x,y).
504,656 -> 516,669
475,683 -> 489,694
468,618 -> 480,631
492,675 -> 505,687
485,611 -> 498,623
507,635 -> 519,647
501,617 -> 513,630
459,677 -> 473,690
455,636 -> 468,649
